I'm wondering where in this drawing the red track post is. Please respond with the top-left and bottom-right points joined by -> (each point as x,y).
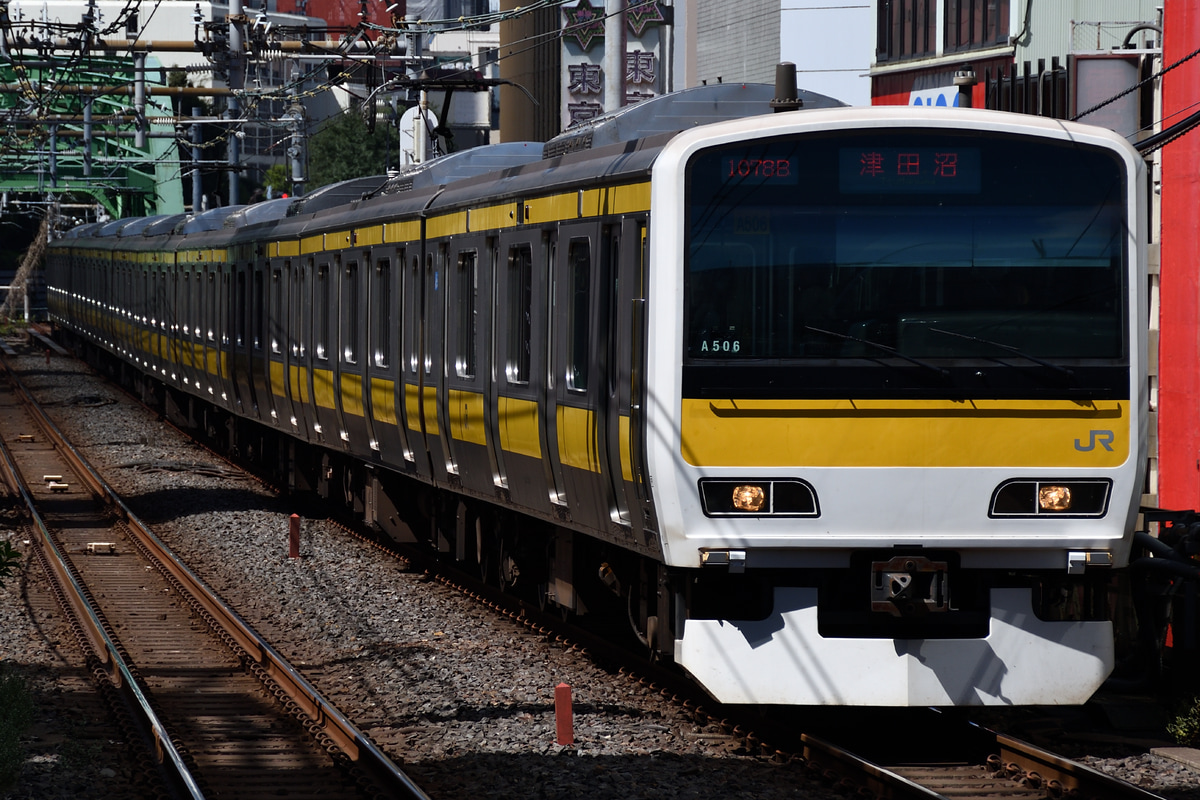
554,683 -> 574,745
289,513 -> 300,559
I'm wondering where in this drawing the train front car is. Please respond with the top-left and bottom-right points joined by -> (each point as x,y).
647,107 -> 1147,706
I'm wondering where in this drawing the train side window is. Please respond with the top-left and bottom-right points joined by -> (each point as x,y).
506,244 -> 532,385
196,268 -> 204,339
235,268 -> 246,348
372,258 -> 391,368
158,269 -> 168,330
253,269 -> 264,351
270,268 -> 282,354
315,261 -> 330,360
342,259 -> 358,364
182,270 -> 192,337
408,255 -> 420,375
424,253 -> 435,375
221,271 -> 231,346
141,269 -> 149,325
207,270 -> 217,341
566,238 -> 590,392
456,250 -> 477,379
291,260 -> 308,359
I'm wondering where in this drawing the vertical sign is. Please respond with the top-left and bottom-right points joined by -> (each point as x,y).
561,0 -> 666,131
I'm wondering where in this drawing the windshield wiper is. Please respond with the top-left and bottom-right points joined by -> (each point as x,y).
804,326 -> 949,377
927,327 -> 1075,377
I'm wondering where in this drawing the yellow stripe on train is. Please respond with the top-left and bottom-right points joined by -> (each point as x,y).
681,398 -> 1129,468
448,389 -> 487,446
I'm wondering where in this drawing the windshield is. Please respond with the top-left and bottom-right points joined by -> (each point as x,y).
683,129 -> 1129,397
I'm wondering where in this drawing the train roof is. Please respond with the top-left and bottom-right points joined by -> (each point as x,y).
231,197 -> 293,227
287,175 -> 391,216
542,83 -> 846,158
375,142 -> 545,196
142,214 -> 190,236
56,221 -> 106,240
180,205 -> 247,234
54,83 -> 850,245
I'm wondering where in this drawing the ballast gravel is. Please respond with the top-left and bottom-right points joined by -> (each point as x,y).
2,346 -> 1200,799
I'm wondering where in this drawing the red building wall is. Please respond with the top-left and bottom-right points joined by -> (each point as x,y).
275,0 -> 398,29
1158,0 -> 1200,509
870,55 -> 1011,108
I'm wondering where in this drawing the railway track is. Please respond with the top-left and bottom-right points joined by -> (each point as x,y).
791,714 -> 1172,800
0,352 -> 429,800
334,514 -> 1174,800
411,561 -> 1176,800
5,332 -> 1192,800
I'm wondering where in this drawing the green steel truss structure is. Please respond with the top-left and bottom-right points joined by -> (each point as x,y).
0,54 -> 184,218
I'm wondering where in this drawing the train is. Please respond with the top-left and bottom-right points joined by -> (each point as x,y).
45,82 -> 1148,706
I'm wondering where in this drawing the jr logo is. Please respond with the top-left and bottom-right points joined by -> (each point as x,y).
1075,430 -> 1115,452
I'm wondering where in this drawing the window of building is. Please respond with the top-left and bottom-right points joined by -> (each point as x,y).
945,0 -> 1010,52
877,0 -> 936,62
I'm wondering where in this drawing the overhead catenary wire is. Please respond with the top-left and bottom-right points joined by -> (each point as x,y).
0,0 -> 668,207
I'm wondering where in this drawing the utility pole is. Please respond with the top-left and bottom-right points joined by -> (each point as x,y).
605,0 -> 624,113
228,0 -> 246,205
287,61 -> 306,197
192,107 -> 204,212
134,52 -> 147,149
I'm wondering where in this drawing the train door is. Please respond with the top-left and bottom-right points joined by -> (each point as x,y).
549,222 -> 614,532
264,260 -> 287,428
204,264 -> 220,400
337,254 -> 372,457
249,260 -> 271,422
309,257 -> 341,445
204,263 -> 215,395
153,262 -> 166,376
166,262 -> 181,386
607,218 -> 656,540
493,231 -> 555,516
402,251 -> 430,478
445,237 -> 495,496
420,243 -> 452,484
179,266 -> 200,392
288,258 -> 315,442
364,248 -> 413,469
218,264 -> 234,407
231,261 -> 258,418
214,264 -> 232,409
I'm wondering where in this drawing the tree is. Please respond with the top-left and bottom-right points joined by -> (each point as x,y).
262,164 -> 290,198
306,109 -> 393,191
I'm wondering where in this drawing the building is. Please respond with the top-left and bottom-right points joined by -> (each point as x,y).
685,0 -> 873,105
498,1 -> 873,144
869,0 -> 1162,118
1158,0 -> 1200,512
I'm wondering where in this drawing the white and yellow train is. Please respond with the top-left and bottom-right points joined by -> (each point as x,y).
47,84 -> 1147,706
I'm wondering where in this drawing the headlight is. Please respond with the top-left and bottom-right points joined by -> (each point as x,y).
732,484 -> 766,512
1038,485 -> 1072,512
699,479 -> 819,517
990,479 -> 1111,518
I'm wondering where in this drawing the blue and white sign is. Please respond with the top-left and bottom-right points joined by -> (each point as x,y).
909,87 -> 962,107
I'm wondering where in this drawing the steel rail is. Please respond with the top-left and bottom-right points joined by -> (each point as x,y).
3,358 -> 432,800
795,718 -> 1171,800
0,368 -> 204,800
995,731 -> 1170,800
